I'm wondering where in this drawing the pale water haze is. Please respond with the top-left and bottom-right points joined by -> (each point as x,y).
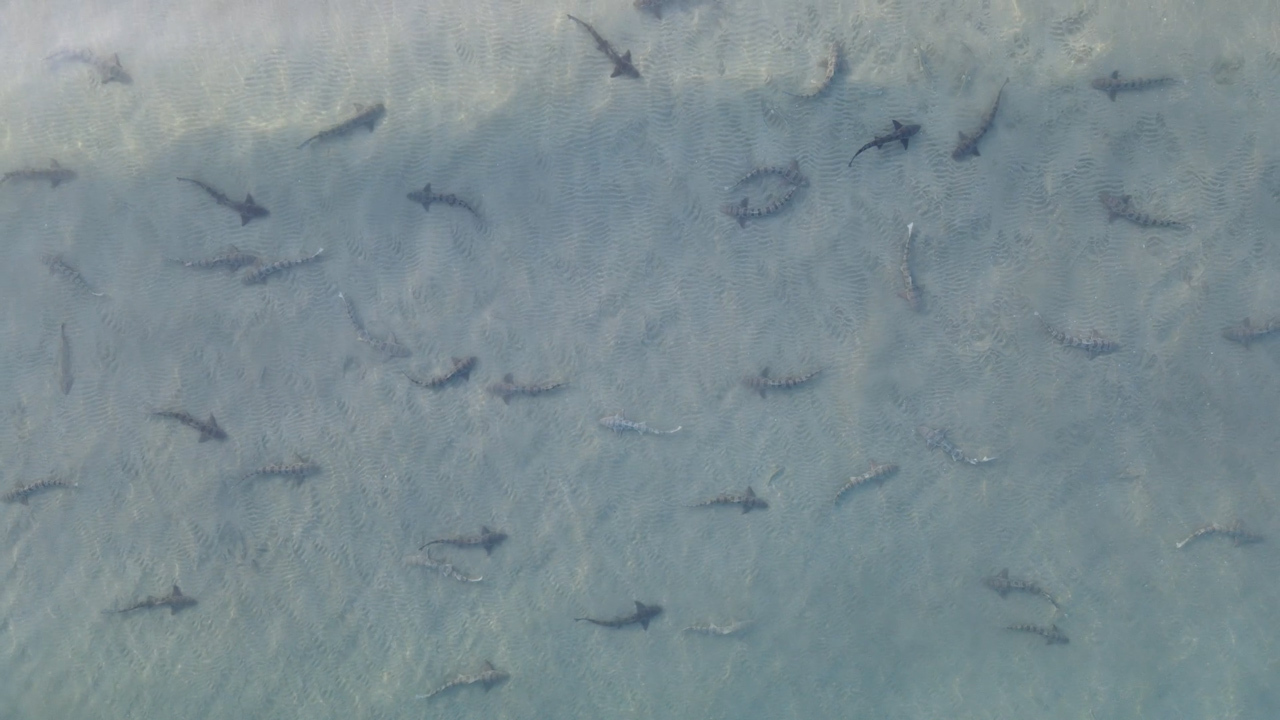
1,0 -> 1279,717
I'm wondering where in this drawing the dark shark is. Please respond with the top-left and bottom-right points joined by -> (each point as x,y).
952,78 -> 1008,160
107,584 -> 197,615
848,120 -> 920,165
576,600 -> 663,630
567,14 -> 640,79
177,177 -> 269,225
2,159 -> 76,188
298,103 -> 385,149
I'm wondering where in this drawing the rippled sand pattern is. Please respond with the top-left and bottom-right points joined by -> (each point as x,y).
1,0 -> 1279,717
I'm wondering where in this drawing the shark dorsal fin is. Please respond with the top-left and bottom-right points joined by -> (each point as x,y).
892,120 -> 903,130
998,568 -> 1008,579
745,487 -> 756,497
503,373 -> 514,384
1111,70 -> 1119,79
634,601 -> 647,612
245,193 -> 255,204
482,660 -> 494,671
50,159 -> 60,168
622,51 -> 632,63
171,584 -> 183,597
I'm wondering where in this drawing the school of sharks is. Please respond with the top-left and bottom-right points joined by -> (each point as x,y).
2,2 -> 1269,709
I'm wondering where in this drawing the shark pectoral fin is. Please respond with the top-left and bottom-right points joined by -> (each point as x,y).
640,619 -> 650,630
972,146 -> 979,156
240,213 -> 252,225
1109,89 -> 1117,101
900,138 -> 910,150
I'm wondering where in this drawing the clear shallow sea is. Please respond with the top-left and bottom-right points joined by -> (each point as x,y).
1,0 -> 1279,717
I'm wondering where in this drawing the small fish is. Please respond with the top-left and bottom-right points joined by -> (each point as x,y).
1098,192 -> 1185,228
40,254 -> 104,297
1221,317 -> 1280,348
241,248 -> 324,285
784,43 -> 841,98
406,356 -> 477,389
2,476 -> 78,505
298,102 -> 386,149
1175,522 -> 1264,549
46,49 -> 130,84
599,413 -> 681,435
1091,70 -> 1175,101
107,585 -> 197,615
848,120 -> 920,166
682,620 -> 753,636
690,486 -> 768,513
834,461 -> 898,503
729,159 -> 809,190
576,600 -> 663,630
952,78 -> 1008,160
240,456 -> 320,484
1006,622 -> 1068,645
416,661 -> 509,700
742,367 -> 821,398
151,409 -> 227,442
338,292 -> 411,358
421,526 -> 508,555
916,425 -> 995,465
1034,312 -> 1119,358
1,159 -> 76,188
406,184 -> 481,220
176,177 -> 269,226
566,14 -> 640,79
899,222 -> 921,310
404,551 -> 483,583
982,568 -> 1059,608
487,373 -> 566,404
168,245 -> 262,273
58,323 -> 73,395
